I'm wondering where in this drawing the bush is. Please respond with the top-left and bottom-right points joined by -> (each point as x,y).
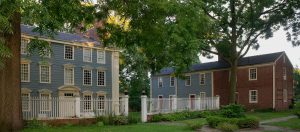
206,116 -> 238,128
186,121 -> 205,130
113,116 -> 128,125
237,117 -> 259,128
220,104 -> 245,118
96,115 -> 129,125
150,111 -> 211,122
25,119 -> 48,128
216,123 -> 239,132
294,111 -> 300,119
128,114 -> 140,124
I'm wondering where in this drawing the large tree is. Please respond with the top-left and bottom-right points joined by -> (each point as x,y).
0,0 -> 94,130
200,0 -> 300,103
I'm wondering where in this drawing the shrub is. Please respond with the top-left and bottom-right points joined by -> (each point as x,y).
151,114 -> 162,122
25,119 -> 48,128
186,121 -> 205,130
220,104 -> 245,118
96,115 -> 129,125
294,111 -> 300,119
206,116 -> 239,128
216,123 -> 239,132
149,111 -> 212,122
113,116 -> 128,125
237,117 -> 259,128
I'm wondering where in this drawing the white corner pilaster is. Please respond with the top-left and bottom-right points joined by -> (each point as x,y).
141,95 -> 147,122
172,96 -> 177,112
112,51 -> 120,115
124,95 -> 129,116
75,96 -> 81,118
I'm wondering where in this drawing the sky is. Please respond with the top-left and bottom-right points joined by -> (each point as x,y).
200,29 -> 300,67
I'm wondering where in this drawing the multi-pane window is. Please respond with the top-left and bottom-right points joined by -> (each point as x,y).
283,67 -> 287,80
83,48 -> 92,62
83,95 -> 92,111
64,67 -> 74,85
21,39 -> 29,55
249,90 -> 258,103
249,68 -> 257,80
97,50 -> 105,64
21,93 -> 30,111
40,93 -> 51,111
200,73 -> 205,85
97,96 -> 105,110
21,63 -> 30,82
83,69 -> 92,85
40,65 -> 51,83
97,71 -> 105,86
185,75 -> 191,86
64,45 -> 74,60
283,89 -> 288,102
158,77 -> 163,88
170,77 -> 175,87
200,92 -> 206,98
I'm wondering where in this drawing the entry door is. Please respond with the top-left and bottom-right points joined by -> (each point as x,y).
158,96 -> 163,111
59,93 -> 76,117
190,95 -> 195,110
169,95 -> 174,111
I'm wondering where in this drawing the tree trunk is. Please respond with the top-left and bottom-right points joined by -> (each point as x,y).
0,12 -> 23,131
229,60 -> 238,104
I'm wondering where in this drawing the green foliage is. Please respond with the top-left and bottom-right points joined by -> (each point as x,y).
25,119 -> 48,128
127,113 -> 140,124
294,111 -> 300,119
220,104 -> 246,118
112,116 -> 128,125
216,123 -> 239,132
97,121 -> 104,127
96,115 -> 135,126
186,121 -> 205,130
150,111 -> 212,122
206,116 -> 238,128
237,117 -> 259,129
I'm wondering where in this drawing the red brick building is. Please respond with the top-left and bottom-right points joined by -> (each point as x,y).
213,52 -> 293,110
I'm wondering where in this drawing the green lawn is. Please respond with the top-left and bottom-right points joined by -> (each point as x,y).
246,110 -> 294,121
266,118 -> 300,130
23,123 -> 194,132
177,118 -> 207,125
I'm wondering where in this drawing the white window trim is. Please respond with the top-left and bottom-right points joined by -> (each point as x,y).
158,77 -> 163,88
39,93 -> 52,112
283,89 -> 288,103
200,92 -> 206,98
21,63 -> 30,82
21,38 -> 30,55
97,95 -> 106,110
200,73 -> 206,85
170,77 -> 175,87
83,48 -> 92,62
64,67 -> 74,85
185,75 -> 191,86
83,94 -> 93,111
39,65 -> 51,83
97,50 -> 106,64
21,93 -> 31,112
283,67 -> 287,80
64,45 -> 74,60
97,70 -> 106,86
249,68 -> 257,81
249,90 -> 258,103
83,69 -> 92,86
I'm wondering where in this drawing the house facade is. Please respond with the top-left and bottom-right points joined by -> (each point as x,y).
151,52 -> 293,110
20,25 -> 120,115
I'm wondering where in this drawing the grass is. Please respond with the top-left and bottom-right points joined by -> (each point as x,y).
176,118 -> 207,125
23,123 -> 194,132
245,110 -> 294,121
267,118 -> 300,130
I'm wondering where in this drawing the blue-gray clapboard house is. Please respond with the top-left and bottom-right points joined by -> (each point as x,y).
20,25 -> 120,113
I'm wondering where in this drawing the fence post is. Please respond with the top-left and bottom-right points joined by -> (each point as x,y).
172,96 -> 177,112
216,96 -> 220,109
124,95 -> 129,116
141,95 -> 147,122
75,96 -> 81,118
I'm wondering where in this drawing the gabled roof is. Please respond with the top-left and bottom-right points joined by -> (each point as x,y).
21,24 -> 102,46
157,51 -> 284,75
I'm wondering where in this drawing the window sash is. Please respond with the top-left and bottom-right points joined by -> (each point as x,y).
64,46 -> 74,60
249,90 -> 258,103
83,48 -> 92,62
200,73 -> 205,85
97,96 -> 105,110
64,68 -> 74,85
185,75 -> 191,86
83,69 -> 92,85
21,63 -> 30,82
21,93 -> 30,111
21,39 -> 29,55
83,95 -> 92,111
97,50 -> 105,64
170,77 -> 175,87
200,92 -> 206,98
40,65 -> 51,83
249,68 -> 257,80
158,77 -> 163,87
40,93 -> 51,111
97,71 -> 105,86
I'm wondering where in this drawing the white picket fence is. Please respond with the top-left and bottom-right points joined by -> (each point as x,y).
22,96 -> 127,120
147,97 -> 220,115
